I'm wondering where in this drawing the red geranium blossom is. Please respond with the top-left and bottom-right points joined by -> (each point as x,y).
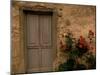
88,30 -> 94,39
78,35 -> 89,49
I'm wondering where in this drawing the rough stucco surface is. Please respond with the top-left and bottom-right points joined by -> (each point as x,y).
12,1 -> 96,74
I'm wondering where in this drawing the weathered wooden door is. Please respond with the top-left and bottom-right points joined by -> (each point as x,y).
25,11 -> 56,73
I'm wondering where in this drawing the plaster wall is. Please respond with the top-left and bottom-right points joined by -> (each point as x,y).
12,1 -> 96,73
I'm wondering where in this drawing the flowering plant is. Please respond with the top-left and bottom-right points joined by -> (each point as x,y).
58,30 -> 96,71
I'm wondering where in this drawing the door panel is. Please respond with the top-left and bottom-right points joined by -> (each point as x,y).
27,49 -> 40,72
41,49 -> 53,67
26,14 -> 40,72
27,14 -> 39,47
39,15 -> 52,47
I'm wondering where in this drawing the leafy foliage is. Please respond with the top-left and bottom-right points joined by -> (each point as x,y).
58,58 -> 76,71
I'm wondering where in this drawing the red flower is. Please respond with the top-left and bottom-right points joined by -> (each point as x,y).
78,35 -> 88,49
88,30 -> 94,39
88,30 -> 94,43
79,36 -> 85,45
60,41 -> 66,51
79,44 -> 83,48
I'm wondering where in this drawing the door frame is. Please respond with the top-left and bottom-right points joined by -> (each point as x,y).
19,6 -> 58,74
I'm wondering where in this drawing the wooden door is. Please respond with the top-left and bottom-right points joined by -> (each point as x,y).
25,11 -> 56,73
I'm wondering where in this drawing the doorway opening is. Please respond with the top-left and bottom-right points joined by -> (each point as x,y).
23,9 -> 57,73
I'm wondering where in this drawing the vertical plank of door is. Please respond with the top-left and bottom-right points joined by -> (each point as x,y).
26,14 -> 40,72
39,14 -> 53,71
27,49 -> 40,72
27,14 -> 39,47
39,15 -> 52,47
41,49 -> 53,71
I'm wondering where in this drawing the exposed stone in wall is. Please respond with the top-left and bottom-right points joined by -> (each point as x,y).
12,3 -> 25,73
12,1 -> 96,73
